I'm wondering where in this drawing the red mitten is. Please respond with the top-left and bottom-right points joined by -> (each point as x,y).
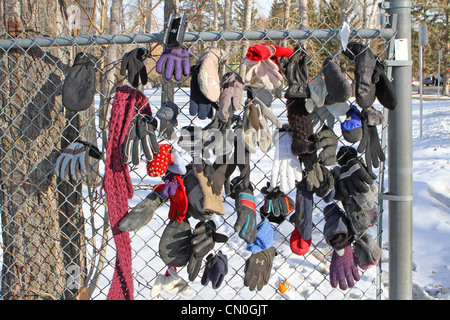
290,227 -> 312,256
246,44 -> 294,62
168,174 -> 188,222
146,144 -> 173,177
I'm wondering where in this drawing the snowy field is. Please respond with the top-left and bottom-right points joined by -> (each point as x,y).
86,88 -> 450,300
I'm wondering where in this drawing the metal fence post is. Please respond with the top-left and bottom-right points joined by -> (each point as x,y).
384,0 -> 414,300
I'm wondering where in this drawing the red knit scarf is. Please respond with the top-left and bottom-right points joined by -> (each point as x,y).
103,85 -> 151,300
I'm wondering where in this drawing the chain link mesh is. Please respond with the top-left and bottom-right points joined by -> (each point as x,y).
0,15 -> 393,300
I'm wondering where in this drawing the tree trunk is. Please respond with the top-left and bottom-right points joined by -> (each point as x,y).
0,0 -> 87,300
299,0 -> 308,28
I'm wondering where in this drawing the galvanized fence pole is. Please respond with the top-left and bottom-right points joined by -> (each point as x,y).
383,0 -> 414,300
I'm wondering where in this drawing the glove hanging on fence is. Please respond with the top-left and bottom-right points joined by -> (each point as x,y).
150,267 -> 192,298
55,140 -> 101,182
322,55 -> 352,105
146,144 -> 173,177
343,41 -> 377,109
183,167 -> 212,221
246,219 -> 274,254
119,185 -> 166,232
372,60 -> 397,110
353,233 -> 382,270
156,48 -> 191,81
190,64 -> 215,120
329,246 -> 360,290
156,101 -> 179,138
289,182 -> 313,255
120,47 -> 148,88
163,173 -> 188,223
198,48 -> 224,103
123,114 -> 159,165
62,52 -> 98,112
323,203 -> 355,251
270,126 -> 303,194
244,58 -> 284,90
357,106 -> 385,174
280,45 -> 310,99
310,126 -> 338,166
260,182 -> 294,222
193,163 -> 225,216
244,246 -> 276,291
246,44 -> 294,62
217,72 -> 244,122
188,220 -> 228,281
286,98 -> 314,157
201,251 -> 228,289
341,105 -> 363,143
159,219 -> 192,267
230,176 -> 258,244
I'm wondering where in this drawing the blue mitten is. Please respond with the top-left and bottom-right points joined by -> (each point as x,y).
246,219 -> 274,254
341,105 -> 362,143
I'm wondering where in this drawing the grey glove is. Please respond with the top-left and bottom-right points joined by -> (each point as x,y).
244,246 -> 276,291
311,126 -> 338,166
156,101 -> 179,138
353,233 -> 382,269
123,114 -> 160,165
218,72 -> 244,122
55,140 -> 101,181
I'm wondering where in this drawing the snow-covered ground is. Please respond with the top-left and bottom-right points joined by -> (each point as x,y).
87,88 -> 450,300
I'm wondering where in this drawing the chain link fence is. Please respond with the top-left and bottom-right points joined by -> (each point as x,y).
0,14 -> 396,300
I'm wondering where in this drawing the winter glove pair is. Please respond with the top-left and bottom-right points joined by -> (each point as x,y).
123,114 -> 159,165
280,45 -> 310,99
156,48 -> 191,81
201,251 -> 228,289
120,48 -> 148,88
55,140 -> 102,182
270,126 -> 303,194
244,246 -> 276,291
188,220 -> 228,281
230,176 -> 258,244
217,72 -> 244,122
62,52 -> 98,111
246,44 -> 294,62
150,267 -> 192,298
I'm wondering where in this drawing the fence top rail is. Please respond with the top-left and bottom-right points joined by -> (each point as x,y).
0,28 -> 396,50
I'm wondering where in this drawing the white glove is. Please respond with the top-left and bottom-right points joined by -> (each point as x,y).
150,267 -> 192,298
244,58 -> 283,90
270,128 -> 303,193
54,140 -> 101,181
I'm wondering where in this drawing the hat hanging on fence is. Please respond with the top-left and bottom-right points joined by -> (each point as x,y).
62,51 -> 98,112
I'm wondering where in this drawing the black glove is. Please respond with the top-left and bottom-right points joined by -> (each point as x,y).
230,176 -> 258,244
260,183 -> 294,222
187,220 -> 228,281
343,42 -> 377,109
120,48 -> 148,88
323,203 -> 354,251
244,246 -> 276,291
62,52 -> 98,111
338,156 -> 376,198
357,106 -> 385,174
280,45 -> 310,99
159,219 -> 192,267
372,60 -> 397,110
201,251 -> 228,289
123,114 -> 160,165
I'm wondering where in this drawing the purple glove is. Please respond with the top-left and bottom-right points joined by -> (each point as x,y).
161,174 -> 180,198
329,246 -> 360,290
156,48 -> 191,81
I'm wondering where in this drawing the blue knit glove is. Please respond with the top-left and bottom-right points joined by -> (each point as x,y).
246,219 -> 274,254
